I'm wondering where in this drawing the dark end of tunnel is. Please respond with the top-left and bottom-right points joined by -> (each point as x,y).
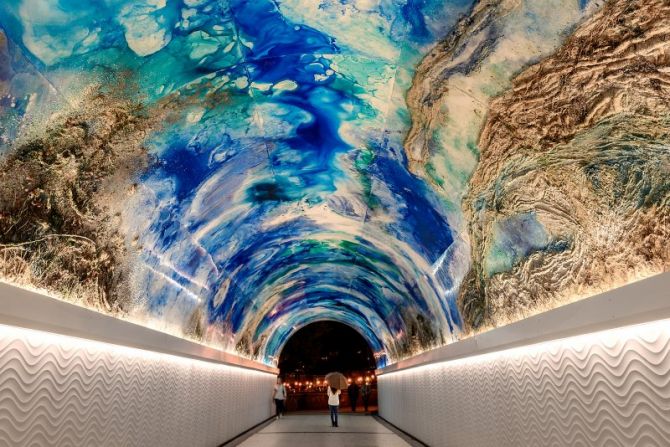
278,321 -> 376,376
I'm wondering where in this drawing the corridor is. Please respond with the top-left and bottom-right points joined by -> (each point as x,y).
0,0 -> 669,445
230,414 -> 419,447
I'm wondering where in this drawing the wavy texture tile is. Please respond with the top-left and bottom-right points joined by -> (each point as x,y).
378,320 -> 670,447
0,325 -> 275,447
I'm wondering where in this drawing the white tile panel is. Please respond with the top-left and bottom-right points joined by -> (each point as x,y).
379,318 -> 670,446
0,324 -> 275,447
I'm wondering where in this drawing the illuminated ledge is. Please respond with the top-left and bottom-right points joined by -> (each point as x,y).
378,272 -> 670,375
0,282 -> 278,375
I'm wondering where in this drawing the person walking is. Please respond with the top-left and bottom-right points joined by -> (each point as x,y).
347,382 -> 359,412
361,382 -> 371,413
327,386 -> 341,427
273,377 -> 287,419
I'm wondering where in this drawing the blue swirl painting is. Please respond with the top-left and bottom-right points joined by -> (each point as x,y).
0,0 -> 668,366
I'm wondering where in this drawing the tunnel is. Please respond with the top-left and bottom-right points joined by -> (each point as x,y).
0,0 -> 669,446
277,321 -> 378,412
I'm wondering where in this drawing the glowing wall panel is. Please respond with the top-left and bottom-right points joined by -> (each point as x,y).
378,276 -> 670,446
0,324 -> 275,446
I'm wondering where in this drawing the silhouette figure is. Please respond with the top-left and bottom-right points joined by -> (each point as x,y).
347,382 -> 359,412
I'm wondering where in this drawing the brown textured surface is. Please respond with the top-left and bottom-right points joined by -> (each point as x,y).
0,91 -> 152,311
459,0 -> 670,331
474,0 -> 670,185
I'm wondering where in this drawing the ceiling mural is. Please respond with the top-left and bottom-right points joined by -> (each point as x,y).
0,0 -> 667,366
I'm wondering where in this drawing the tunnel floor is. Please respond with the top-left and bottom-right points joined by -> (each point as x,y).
230,414 -> 419,447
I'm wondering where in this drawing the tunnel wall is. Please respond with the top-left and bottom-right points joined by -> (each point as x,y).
0,283 -> 277,446
378,273 -> 670,447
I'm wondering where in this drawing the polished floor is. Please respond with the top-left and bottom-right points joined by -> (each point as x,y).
230,414 -> 417,447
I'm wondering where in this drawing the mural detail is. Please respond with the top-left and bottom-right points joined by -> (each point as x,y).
0,0 -> 667,366
0,91 -> 152,312
459,0 -> 670,331
406,0 -> 670,331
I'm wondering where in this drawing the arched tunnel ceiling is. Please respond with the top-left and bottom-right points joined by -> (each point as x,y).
0,0 -> 668,366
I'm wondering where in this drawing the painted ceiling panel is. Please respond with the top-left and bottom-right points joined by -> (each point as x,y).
0,0 -> 668,366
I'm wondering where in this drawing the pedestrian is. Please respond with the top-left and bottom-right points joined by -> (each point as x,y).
361,382 -> 371,413
327,386 -> 341,427
273,377 -> 287,419
347,382 -> 359,412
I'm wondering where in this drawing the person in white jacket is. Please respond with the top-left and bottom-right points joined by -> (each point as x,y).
327,386 -> 341,427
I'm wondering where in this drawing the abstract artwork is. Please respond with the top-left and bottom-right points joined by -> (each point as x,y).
0,0 -> 667,366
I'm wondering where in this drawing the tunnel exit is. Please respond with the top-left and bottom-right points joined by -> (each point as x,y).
277,321 -> 379,413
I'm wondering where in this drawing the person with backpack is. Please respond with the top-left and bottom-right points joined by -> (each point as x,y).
273,377 -> 287,419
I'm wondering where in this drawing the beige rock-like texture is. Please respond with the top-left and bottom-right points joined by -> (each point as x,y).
0,91 -> 152,311
458,0 -> 670,331
475,0 -> 670,178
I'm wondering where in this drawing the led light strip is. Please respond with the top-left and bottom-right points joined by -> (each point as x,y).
0,281 -> 279,374
378,272 -> 670,375
379,316 -> 670,378
0,322 -> 276,377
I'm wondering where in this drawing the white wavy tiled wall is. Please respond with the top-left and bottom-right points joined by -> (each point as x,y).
378,320 -> 670,447
0,324 -> 275,447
